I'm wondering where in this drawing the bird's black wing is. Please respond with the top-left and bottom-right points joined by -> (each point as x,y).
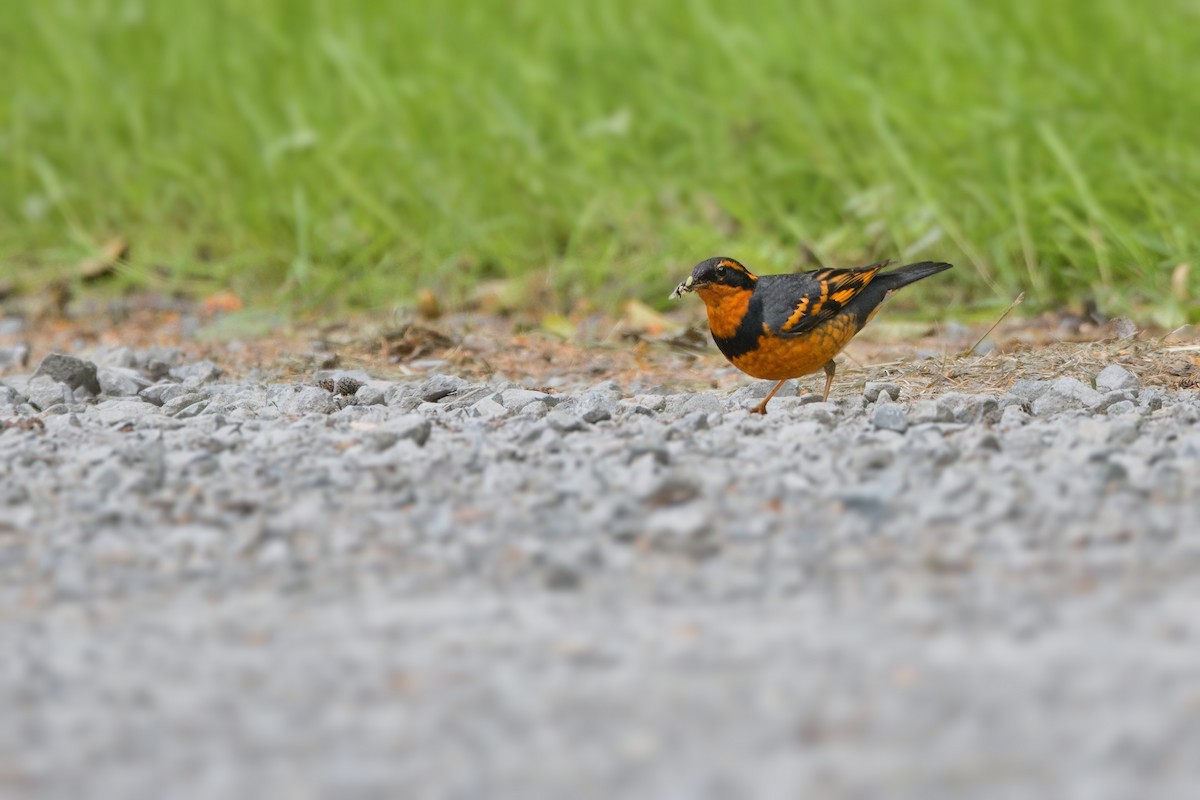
759,261 -> 889,337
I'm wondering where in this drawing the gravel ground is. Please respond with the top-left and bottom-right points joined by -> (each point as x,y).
3,345 -> 1200,800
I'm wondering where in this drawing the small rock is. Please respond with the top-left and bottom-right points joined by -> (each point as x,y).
643,505 -> 718,558
1105,400 -> 1138,416
848,446 -> 894,471
1139,387 -> 1166,411
173,400 -> 210,419
497,389 -> 558,412
25,375 -> 71,411
1095,364 -> 1139,393
139,382 -> 190,407
98,366 -> 151,397
998,405 -> 1031,428
469,395 -> 511,420
169,360 -> 222,386
333,377 -> 364,396
517,400 -> 552,418
1106,416 -> 1142,446
545,408 -> 586,433
354,384 -> 386,406
576,391 -> 616,423
0,344 -> 30,370
672,393 -> 723,418
1008,380 -> 1052,401
94,399 -> 160,425
384,384 -> 421,411
0,383 -> 27,409
32,353 -> 101,395
958,428 -> 1001,452
937,392 -> 1000,424
872,403 -> 909,433
92,346 -> 138,368
864,381 -> 901,403
1043,377 -> 1106,411
543,563 -> 583,591
162,392 -> 205,416
794,402 -> 838,427
621,395 -> 666,414
909,399 -> 953,424
137,348 -> 182,380
1096,390 -> 1137,411
1029,392 -> 1076,417
268,384 -> 337,415
383,414 -> 431,447
419,374 -> 467,402
668,411 -> 711,436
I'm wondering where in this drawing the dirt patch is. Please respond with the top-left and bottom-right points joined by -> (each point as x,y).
2,293 -> 1197,397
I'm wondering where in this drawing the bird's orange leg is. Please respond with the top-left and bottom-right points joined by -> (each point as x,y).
749,379 -> 788,415
821,360 -> 836,402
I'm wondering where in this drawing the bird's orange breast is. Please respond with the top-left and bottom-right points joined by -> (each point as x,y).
729,316 -> 860,381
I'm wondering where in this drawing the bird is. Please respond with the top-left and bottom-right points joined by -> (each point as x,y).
670,256 -> 952,414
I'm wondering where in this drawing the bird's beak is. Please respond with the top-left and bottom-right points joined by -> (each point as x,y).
669,274 -> 695,300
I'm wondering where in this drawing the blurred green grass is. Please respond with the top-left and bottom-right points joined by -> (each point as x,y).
2,0 -> 1198,318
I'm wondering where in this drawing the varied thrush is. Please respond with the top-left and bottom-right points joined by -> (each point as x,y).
671,257 -> 952,414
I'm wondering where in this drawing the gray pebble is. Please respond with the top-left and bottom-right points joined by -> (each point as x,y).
937,392 -> 1000,423
1008,379 -> 1052,401
419,374 -> 467,402
0,343 -> 30,369
354,384 -> 387,406
1105,400 -> 1138,416
173,400 -> 210,419
909,399 -> 953,424
169,360 -> 223,386
872,402 -> 909,433
998,404 -> 1031,428
379,414 -> 432,447
99,366 -> 151,397
92,346 -> 138,368
162,392 -> 205,416
94,399 -> 160,425
268,384 -> 336,415
25,374 -> 71,411
864,381 -> 902,403
497,388 -> 557,411
671,392 -> 723,418
1030,392 -> 1076,417
140,382 -> 192,407
1139,386 -> 1167,410
32,352 -> 101,395
545,407 -> 587,432
1096,364 -> 1140,393
1050,376 -> 1106,409
469,394 -> 511,420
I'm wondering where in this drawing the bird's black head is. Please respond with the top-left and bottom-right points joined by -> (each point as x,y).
670,257 -> 757,298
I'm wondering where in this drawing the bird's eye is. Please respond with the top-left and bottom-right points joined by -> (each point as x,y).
715,266 -> 728,279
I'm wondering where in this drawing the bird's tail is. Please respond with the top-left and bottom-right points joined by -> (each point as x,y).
879,261 -> 953,290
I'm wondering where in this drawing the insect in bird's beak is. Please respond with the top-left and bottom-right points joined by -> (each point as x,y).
669,274 -> 695,300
